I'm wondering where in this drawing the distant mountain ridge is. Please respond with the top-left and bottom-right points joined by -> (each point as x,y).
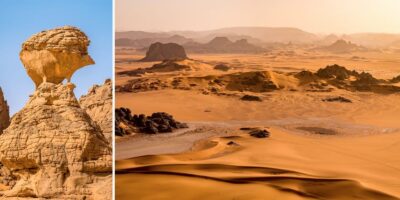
313,39 -> 368,53
116,27 -> 319,47
116,26 -> 400,49
183,37 -> 265,53
116,34 -> 193,48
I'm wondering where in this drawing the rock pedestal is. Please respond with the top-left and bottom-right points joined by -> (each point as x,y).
0,83 -> 111,199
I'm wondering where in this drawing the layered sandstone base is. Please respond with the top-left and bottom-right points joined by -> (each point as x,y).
0,83 -> 111,199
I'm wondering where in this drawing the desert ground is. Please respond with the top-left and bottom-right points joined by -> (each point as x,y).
116,49 -> 400,200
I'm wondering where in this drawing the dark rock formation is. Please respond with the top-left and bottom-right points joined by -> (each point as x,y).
249,129 -> 270,138
391,75 -> 400,83
226,71 -> 279,92
140,42 -> 188,62
323,96 -> 352,103
115,107 -> 188,136
240,95 -> 262,102
302,64 -> 399,93
297,127 -> 337,135
316,64 -> 358,80
214,64 -> 231,71
227,141 -> 239,146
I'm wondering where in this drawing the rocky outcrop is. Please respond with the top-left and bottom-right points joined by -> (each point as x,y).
115,108 -> 188,136
80,79 -> 113,144
140,42 -> 188,62
390,75 -> 400,83
118,60 -> 191,76
118,63 -> 400,95
316,64 -> 359,80
322,96 -> 352,103
214,64 -> 231,71
249,129 -> 270,138
240,95 -> 262,102
20,26 -> 95,87
0,83 -> 111,199
0,87 -> 10,133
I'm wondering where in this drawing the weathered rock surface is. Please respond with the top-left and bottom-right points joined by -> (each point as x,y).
0,87 -> 10,133
20,26 -> 95,87
80,79 -> 113,144
0,83 -> 111,199
140,42 -> 188,62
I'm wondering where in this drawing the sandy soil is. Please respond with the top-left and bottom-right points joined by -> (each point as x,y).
116,50 -> 400,199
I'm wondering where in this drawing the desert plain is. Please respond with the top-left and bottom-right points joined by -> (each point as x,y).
115,45 -> 400,199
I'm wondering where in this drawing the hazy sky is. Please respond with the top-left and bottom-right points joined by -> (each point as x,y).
116,0 -> 400,34
0,0 -> 112,114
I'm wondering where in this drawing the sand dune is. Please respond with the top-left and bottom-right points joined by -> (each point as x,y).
117,127 -> 400,199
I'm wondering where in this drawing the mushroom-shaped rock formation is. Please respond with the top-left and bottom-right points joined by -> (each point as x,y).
20,26 -> 95,88
0,26 -> 111,199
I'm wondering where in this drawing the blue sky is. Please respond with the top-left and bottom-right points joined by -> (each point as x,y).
0,0 -> 113,114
